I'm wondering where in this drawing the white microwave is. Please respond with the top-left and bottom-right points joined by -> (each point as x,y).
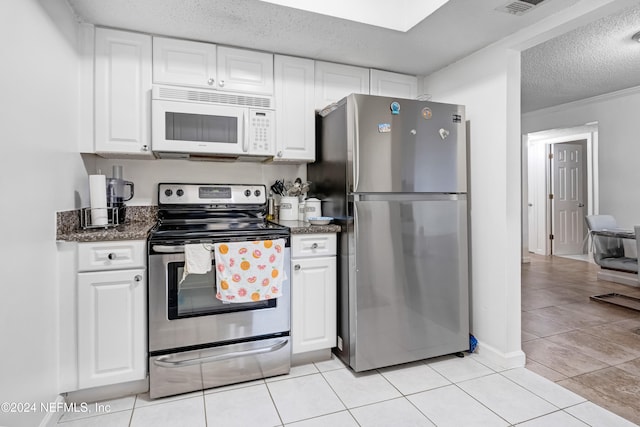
152,85 -> 275,158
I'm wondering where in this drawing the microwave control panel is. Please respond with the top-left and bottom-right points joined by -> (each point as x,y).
249,109 -> 275,155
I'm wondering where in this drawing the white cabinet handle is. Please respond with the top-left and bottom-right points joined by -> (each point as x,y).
311,243 -> 319,249
108,253 -> 116,260
294,264 -> 301,271
277,151 -> 283,158
141,144 -> 149,152
134,275 -> 142,282
207,78 -> 215,86
219,80 -> 225,87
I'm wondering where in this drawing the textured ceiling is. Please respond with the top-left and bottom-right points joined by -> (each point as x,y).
65,0 -> 640,114
522,3 -> 640,113
65,0 -> 577,76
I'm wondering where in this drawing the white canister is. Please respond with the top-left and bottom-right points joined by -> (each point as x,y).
279,196 -> 299,221
298,201 -> 306,221
304,198 -> 322,222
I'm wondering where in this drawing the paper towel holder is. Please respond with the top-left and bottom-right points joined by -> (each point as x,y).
80,207 -> 120,229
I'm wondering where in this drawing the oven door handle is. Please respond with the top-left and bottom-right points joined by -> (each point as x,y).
152,339 -> 288,368
151,245 -> 185,253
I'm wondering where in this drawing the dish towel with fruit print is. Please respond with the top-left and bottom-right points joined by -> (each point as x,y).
213,239 -> 285,303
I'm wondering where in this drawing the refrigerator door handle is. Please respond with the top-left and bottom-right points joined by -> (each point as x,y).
352,98 -> 360,192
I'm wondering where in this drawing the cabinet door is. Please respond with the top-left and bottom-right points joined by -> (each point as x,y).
274,55 -> 315,162
78,269 -> 146,388
217,46 -> 274,95
152,36 -> 217,88
370,69 -> 418,99
314,61 -> 369,110
95,28 -> 153,156
291,257 -> 337,354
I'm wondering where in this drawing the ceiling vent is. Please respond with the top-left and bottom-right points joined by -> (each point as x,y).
496,0 -> 546,16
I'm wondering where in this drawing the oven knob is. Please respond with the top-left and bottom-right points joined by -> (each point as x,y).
164,189 -> 173,197
244,189 -> 251,197
254,189 -> 261,197
176,189 -> 184,197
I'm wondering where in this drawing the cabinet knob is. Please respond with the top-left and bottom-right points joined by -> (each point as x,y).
219,80 -> 225,87
207,78 -> 215,86
311,243 -> 319,249
141,144 -> 149,152
294,264 -> 301,271
108,253 -> 116,260
277,151 -> 283,158
134,275 -> 142,282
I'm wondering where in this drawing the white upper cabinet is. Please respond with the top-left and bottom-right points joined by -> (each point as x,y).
370,69 -> 418,99
153,38 -> 274,95
217,46 -> 274,95
94,28 -> 153,157
314,61 -> 369,110
152,37 -> 217,88
274,55 -> 315,162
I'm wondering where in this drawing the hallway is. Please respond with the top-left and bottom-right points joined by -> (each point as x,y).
523,255 -> 640,424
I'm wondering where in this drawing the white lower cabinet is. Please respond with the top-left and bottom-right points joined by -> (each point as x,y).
77,241 -> 147,389
291,234 -> 337,355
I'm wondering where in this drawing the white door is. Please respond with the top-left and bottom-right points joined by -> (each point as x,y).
553,142 -> 587,255
369,69 -> 418,99
217,46 -> 274,95
94,28 -> 152,156
527,143 -> 547,255
274,55 -> 315,161
78,269 -> 146,388
291,256 -> 337,354
152,36 -> 217,88
314,61 -> 369,110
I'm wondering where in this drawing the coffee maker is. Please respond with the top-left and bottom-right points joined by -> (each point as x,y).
106,165 -> 134,224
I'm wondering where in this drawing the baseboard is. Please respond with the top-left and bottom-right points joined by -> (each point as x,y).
475,339 -> 526,370
64,378 -> 148,404
39,395 -> 65,427
522,256 -> 531,264
597,269 -> 639,287
292,349 -> 332,366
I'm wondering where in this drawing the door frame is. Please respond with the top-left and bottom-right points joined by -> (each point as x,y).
522,125 -> 599,256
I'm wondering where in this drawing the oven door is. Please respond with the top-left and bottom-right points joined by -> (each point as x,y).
148,242 -> 291,353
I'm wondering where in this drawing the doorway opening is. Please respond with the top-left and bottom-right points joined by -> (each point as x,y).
523,124 -> 599,259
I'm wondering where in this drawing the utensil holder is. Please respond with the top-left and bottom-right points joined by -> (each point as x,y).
279,197 -> 298,221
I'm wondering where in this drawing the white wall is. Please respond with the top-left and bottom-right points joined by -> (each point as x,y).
0,1 -> 88,426
94,158 -> 306,205
522,87 -> 640,229
423,47 -> 525,368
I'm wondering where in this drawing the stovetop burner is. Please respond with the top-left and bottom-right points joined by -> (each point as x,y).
149,183 -> 289,244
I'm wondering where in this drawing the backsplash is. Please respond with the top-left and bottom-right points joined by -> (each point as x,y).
93,157 -> 306,206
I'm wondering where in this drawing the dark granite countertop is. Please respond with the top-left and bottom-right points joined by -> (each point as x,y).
274,219 -> 341,234
56,206 -> 158,242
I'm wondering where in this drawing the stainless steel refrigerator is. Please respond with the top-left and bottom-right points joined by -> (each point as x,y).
308,93 -> 469,372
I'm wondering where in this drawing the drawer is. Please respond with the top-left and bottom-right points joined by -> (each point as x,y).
292,233 -> 336,258
78,240 -> 146,272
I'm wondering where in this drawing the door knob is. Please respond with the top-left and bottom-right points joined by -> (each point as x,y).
578,203 -> 585,207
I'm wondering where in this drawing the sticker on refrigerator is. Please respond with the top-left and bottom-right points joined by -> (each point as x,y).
390,102 -> 400,115
378,123 -> 391,133
421,107 -> 432,120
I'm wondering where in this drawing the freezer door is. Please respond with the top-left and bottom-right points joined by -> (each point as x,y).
348,94 -> 466,193
349,194 -> 469,371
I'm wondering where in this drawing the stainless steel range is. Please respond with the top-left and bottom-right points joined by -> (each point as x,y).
147,183 -> 291,399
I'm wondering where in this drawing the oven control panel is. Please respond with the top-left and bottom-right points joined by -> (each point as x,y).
159,184 -> 266,205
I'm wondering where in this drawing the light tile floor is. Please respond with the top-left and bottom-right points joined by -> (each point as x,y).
56,353 -> 637,427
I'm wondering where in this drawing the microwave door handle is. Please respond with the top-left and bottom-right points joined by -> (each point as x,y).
242,113 -> 249,153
